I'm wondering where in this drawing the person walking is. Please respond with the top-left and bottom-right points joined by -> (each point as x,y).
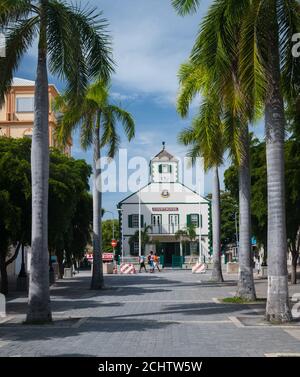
139,255 -> 148,273
153,253 -> 161,272
148,251 -> 155,273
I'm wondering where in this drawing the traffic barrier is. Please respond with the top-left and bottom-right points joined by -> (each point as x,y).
120,263 -> 136,275
192,263 -> 207,274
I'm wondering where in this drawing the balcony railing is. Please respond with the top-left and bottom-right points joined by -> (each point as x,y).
149,223 -> 200,235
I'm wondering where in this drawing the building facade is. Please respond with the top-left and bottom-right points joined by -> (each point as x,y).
117,145 -> 211,266
0,77 -> 71,154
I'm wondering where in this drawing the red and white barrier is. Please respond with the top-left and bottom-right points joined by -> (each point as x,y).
120,263 -> 136,275
192,263 -> 207,274
113,264 -> 118,274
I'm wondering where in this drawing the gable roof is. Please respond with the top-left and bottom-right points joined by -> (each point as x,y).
12,77 -> 35,86
152,148 -> 178,162
117,182 -> 209,206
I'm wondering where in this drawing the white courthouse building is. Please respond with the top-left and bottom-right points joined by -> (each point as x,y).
117,144 -> 211,266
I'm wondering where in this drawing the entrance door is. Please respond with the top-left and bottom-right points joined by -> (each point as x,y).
169,215 -> 179,234
160,243 -> 180,267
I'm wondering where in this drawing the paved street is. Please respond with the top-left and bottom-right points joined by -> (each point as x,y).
0,269 -> 300,357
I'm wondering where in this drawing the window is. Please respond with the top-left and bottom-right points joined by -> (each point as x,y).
159,164 -> 172,174
187,214 -> 200,227
16,97 -> 34,113
132,214 -> 139,228
129,242 -> 139,256
128,214 -> 144,228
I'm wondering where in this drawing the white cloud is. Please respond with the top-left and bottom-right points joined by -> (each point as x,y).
98,0 -> 208,102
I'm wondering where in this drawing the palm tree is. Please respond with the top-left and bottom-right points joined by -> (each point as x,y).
129,224 -> 153,256
175,224 -> 197,257
178,95 -> 225,282
0,1 -> 113,323
173,0 -> 298,322
174,4 -> 257,300
56,80 -> 135,289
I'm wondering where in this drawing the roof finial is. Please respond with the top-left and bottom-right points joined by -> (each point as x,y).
162,141 -> 165,150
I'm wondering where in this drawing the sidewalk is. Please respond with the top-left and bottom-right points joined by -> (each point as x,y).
0,269 -> 299,357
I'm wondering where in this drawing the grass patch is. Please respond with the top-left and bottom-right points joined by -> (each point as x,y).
222,297 -> 266,304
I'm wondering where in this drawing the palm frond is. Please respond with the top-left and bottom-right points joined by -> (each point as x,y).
101,110 -> 120,159
109,105 -> 135,141
0,0 -> 33,26
47,1 -> 114,104
177,61 -> 206,117
0,16 -> 38,104
172,0 -> 200,16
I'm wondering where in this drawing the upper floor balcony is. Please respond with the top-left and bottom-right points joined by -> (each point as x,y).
149,223 -> 201,235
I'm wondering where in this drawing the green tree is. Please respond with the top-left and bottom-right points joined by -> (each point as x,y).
48,150 -> 92,278
129,224 -> 152,256
0,138 -> 31,295
0,0 -> 113,323
225,137 -> 300,285
0,137 -> 92,292
56,79 -> 135,289
102,220 -> 120,253
178,95 -> 225,282
175,224 -> 197,256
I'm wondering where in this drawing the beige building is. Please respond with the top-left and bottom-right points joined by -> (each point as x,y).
0,77 -> 71,154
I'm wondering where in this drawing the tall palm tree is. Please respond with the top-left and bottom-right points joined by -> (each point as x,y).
173,0 -> 299,322
0,1 -> 113,323
174,3 -> 257,301
56,80 -> 135,289
178,95 -> 225,282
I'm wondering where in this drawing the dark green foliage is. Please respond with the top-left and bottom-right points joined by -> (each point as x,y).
101,220 -> 120,253
0,137 -> 92,291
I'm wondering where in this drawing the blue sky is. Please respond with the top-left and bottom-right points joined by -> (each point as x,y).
15,0 -> 264,216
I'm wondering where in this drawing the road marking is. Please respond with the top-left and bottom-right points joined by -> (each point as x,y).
284,329 -> 300,341
0,341 -> 11,348
72,318 -> 88,328
0,316 -> 14,324
229,316 -> 300,329
265,353 -> 300,357
87,318 -> 232,325
228,316 -> 245,328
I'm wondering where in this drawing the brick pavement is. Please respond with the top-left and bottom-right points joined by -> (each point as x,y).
0,269 -> 299,357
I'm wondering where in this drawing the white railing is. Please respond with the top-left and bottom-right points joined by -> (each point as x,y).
149,223 -> 200,235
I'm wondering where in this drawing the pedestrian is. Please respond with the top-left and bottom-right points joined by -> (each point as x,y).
139,255 -> 148,273
256,258 -> 261,275
148,251 -> 154,273
153,252 -> 161,272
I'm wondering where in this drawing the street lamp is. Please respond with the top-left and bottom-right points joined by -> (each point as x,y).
117,208 -> 124,263
234,212 -> 239,259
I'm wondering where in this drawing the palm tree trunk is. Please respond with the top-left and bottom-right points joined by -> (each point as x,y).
236,124 -> 256,300
26,2 -> 52,323
291,253 -> 298,285
91,111 -> 104,289
0,252 -> 8,296
265,0 -> 292,323
211,167 -> 224,282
